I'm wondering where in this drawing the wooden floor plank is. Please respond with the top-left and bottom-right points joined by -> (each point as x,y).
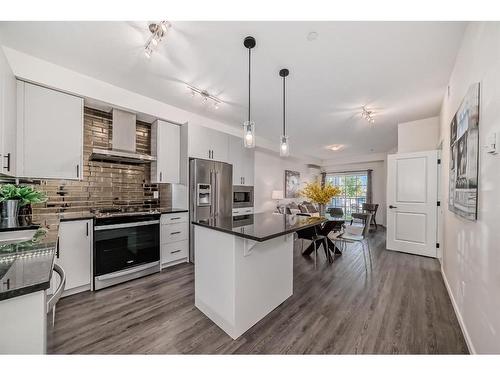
47,228 -> 468,354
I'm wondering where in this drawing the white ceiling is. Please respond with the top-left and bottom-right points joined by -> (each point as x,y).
0,21 -> 466,160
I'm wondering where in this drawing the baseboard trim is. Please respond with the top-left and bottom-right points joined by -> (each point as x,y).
440,264 -> 476,354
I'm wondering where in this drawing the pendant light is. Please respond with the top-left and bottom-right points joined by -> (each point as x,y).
279,68 -> 290,157
243,36 -> 256,148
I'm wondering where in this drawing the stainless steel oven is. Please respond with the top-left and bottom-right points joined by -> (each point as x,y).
233,185 -> 254,208
93,214 -> 160,290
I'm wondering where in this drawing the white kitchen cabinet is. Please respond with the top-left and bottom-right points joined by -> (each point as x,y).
151,119 -> 180,184
188,123 -> 229,163
56,219 -> 92,295
0,47 -> 17,176
17,81 -> 83,180
160,212 -> 189,269
228,135 -> 254,186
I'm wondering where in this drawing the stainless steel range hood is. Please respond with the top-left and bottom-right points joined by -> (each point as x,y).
90,109 -> 156,164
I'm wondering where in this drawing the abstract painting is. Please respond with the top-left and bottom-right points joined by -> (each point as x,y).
284,170 -> 300,198
449,82 -> 480,220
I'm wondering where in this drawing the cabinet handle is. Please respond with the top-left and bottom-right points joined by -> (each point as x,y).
3,153 -> 10,171
170,217 -> 181,221
208,150 -> 211,159
56,241 -> 60,259
76,164 -> 80,178
86,222 -> 89,236
243,177 -> 245,184
160,171 -> 162,182
170,231 -> 181,235
170,250 -> 181,254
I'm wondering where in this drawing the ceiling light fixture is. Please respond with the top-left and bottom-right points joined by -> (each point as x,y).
361,106 -> 375,124
243,36 -> 256,148
187,85 -> 222,109
279,68 -> 290,157
307,31 -> 319,41
144,21 -> 171,59
327,144 -> 344,151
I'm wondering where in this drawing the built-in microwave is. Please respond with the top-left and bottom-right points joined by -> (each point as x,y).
233,185 -> 254,208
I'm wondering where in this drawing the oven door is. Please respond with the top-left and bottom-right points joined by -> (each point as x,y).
94,220 -> 160,276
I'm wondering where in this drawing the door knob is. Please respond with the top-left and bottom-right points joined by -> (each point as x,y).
389,205 -> 398,209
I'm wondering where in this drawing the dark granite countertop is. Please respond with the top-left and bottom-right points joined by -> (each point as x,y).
161,208 -> 188,214
0,239 -> 56,301
0,217 -> 40,232
58,212 -> 95,222
192,212 -> 326,242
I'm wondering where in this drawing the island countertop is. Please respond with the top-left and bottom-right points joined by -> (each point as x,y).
192,212 -> 326,242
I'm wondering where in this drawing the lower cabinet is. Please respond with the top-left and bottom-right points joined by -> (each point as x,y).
52,219 -> 92,296
160,212 -> 189,269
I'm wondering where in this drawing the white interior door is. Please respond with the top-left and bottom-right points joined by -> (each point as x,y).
386,150 -> 438,258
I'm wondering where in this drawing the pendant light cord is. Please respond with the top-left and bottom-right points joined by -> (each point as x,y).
248,48 -> 251,123
283,75 -> 286,136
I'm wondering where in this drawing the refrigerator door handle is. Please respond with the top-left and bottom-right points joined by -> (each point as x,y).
214,170 -> 218,217
216,170 -> 220,217
209,169 -> 213,217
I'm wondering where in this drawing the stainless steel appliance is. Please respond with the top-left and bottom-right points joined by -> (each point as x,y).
189,158 -> 233,262
233,185 -> 254,208
93,211 -> 160,290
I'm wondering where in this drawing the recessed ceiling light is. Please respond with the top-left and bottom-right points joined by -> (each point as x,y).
307,31 -> 318,41
326,144 -> 344,151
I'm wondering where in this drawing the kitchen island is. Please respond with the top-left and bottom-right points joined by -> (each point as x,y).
192,212 -> 326,339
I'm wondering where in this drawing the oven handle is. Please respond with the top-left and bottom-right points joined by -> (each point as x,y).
95,261 -> 160,281
94,220 -> 160,231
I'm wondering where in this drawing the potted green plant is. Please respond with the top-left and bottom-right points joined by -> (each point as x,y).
0,184 -> 47,219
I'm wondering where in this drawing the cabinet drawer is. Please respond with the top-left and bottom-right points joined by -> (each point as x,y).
233,207 -> 254,216
161,212 -> 188,225
161,222 -> 188,243
161,240 -> 188,264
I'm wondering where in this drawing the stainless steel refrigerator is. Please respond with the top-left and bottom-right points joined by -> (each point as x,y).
189,158 -> 233,262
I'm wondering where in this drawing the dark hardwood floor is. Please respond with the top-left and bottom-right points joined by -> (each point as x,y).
47,228 -> 468,354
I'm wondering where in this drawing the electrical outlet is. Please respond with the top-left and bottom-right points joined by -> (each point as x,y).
153,191 -> 159,199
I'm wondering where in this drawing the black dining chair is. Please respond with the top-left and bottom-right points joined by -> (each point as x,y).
296,225 -> 329,269
328,207 -> 344,217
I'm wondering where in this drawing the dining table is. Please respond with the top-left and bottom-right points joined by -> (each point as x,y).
301,214 -> 348,261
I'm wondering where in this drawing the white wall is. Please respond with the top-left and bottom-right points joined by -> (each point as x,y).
438,22 -> 500,354
253,149 -> 318,213
398,116 -> 439,153
322,160 -> 387,226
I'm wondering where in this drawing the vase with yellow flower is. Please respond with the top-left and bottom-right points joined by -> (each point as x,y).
299,181 -> 341,216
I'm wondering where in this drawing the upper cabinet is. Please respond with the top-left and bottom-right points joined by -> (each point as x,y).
188,123 -> 229,163
228,135 -> 254,186
17,81 -> 83,180
0,47 -> 17,176
151,119 -> 180,184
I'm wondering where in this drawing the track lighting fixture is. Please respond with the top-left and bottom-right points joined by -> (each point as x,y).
187,85 -> 222,109
361,106 -> 375,124
144,21 -> 171,59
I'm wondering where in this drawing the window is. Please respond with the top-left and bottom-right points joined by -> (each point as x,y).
325,172 -> 368,217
